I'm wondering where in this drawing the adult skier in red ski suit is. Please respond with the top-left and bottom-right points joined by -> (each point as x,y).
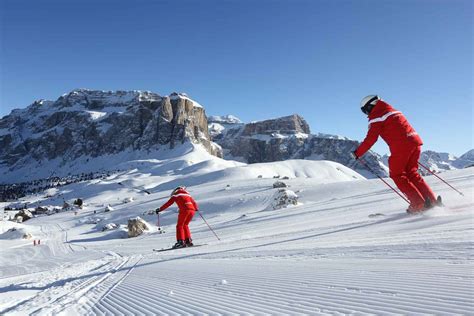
354,95 -> 438,213
156,186 -> 198,248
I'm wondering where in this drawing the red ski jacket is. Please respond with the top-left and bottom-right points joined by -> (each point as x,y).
159,188 -> 198,213
355,100 -> 422,157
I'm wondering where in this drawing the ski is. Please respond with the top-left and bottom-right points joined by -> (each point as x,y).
153,244 -> 206,252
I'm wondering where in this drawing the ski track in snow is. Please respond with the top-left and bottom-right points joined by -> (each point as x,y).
0,154 -> 473,315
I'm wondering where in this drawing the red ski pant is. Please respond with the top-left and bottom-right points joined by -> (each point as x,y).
389,145 -> 437,207
176,210 -> 195,241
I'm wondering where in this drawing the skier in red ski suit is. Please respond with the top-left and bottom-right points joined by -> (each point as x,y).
156,186 -> 198,248
354,95 -> 438,213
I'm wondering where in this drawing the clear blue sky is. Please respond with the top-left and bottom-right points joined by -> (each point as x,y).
1,0 -> 472,156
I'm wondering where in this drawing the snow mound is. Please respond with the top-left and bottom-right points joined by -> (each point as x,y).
0,222 -> 37,240
206,160 -> 365,184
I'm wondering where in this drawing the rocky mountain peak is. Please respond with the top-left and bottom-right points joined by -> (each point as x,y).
243,114 -> 310,136
0,89 -> 221,183
209,113 -> 387,177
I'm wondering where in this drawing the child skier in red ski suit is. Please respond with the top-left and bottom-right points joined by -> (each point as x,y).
354,95 -> 439,213
156,186 -> 198,248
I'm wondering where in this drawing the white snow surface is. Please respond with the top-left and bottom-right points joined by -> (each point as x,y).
0,145 -> 473,315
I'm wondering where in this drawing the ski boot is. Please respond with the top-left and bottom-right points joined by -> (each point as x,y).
406,203 -> 425,214
424,198 -> 434,210
423,196 -> 444,211
172,240 -> 186,249
185,238 -> 194,247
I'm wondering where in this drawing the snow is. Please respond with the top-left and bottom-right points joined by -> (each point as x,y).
86,106 -> 128,121
0,144 -> 473,314
313,132 -> 351,140
169,93 -> 203,108
248,132 -> 309,143
208,122 -> 226,134
208,115 -> 243,124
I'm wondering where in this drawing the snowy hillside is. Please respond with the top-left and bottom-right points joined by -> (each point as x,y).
0,144 -> 473,315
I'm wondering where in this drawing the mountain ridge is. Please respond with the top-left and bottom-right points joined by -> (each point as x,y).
1,90 -> 472,185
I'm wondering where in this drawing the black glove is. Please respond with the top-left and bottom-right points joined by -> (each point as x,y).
155,208 -> 161,214
351,151 -> 359,160
195,209 -> 199,212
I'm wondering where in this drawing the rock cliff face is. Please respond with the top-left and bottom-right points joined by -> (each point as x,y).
209,114 -> 388,177
0,89 -> 221,173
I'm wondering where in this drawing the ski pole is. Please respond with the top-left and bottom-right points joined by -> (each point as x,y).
357,158 -> 410,204
157,212 -> 162,231
418,162 -> 464,196
117,182 -> 151,194
197,211 -> 221,241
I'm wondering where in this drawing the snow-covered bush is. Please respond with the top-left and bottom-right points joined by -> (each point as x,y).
14,210 -> 33,222
73,198 -> 83,208
82,217 -> 103,225
268,189 -> 298,210
102,223 -> 119,232
105,204 -> 114,212
123,197 -> 134,203
34,206 -> 49,215
273,181 -> 287,188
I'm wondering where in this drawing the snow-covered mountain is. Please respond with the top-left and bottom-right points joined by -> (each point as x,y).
209,114 -> 388,178
2,89 -> 470,187
420,150 -> 474,172
381,149 -> 474,174
0,89 -> 221,183
455,149 -> 474,168
0,142 -> 472,314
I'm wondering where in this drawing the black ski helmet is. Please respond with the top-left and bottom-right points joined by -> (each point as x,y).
360,95 -> 380,115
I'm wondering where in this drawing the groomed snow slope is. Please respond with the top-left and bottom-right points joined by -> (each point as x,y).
0,145 -> 473,315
